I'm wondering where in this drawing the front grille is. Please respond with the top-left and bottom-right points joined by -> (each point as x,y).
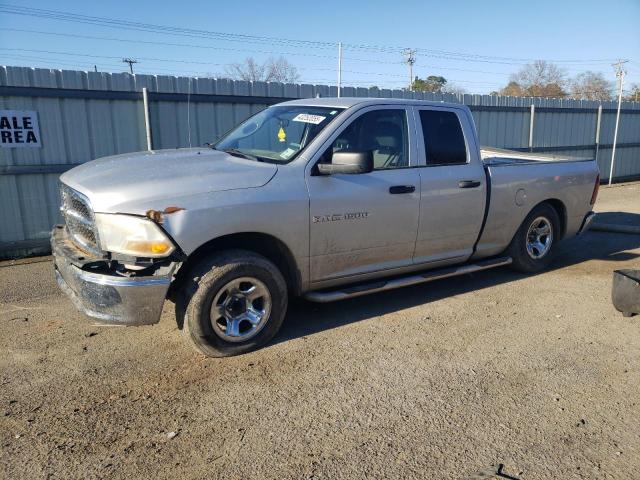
60,184 -> 101,255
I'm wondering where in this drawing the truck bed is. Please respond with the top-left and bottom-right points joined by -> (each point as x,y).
480,146 -> 593,166
472,146 -> 599,261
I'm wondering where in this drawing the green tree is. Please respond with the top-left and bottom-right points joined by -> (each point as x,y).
412,75 -> 447,93
499,81 -> 526,97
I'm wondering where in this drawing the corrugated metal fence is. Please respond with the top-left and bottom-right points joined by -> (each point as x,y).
1,66 -> 639,258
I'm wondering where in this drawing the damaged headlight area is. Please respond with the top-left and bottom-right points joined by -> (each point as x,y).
95,213 -> 176,258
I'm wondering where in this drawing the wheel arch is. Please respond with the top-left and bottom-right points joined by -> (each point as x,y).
505,198 -> 567,254
540,198 -> 567,239
506,199 -> 566,273
170,232 -> 302,299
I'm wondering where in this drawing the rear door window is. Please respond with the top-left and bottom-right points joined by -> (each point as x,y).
418,110 -> 467,166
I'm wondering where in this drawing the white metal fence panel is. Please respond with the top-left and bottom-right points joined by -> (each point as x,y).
1,66 -> 639,257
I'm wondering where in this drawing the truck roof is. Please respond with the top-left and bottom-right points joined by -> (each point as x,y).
278,97 -> 469,110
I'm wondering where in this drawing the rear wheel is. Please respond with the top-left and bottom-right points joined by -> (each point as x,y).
180,250 -> 288,357
508,203 -> 560,273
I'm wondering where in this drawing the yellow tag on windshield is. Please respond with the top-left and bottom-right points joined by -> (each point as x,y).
278,126 -> 286,142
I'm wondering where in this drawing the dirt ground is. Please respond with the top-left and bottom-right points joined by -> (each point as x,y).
1,183 -> 639,480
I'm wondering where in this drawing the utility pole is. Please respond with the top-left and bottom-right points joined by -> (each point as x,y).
402,48 -> 416,91
337,42 -> 342,98
122,58 -> 138,74
608,59 -> 628,186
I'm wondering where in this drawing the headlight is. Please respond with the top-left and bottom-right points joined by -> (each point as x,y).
94,213 -> 175,258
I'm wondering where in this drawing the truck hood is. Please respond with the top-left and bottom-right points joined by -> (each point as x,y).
60,148 -> 278,213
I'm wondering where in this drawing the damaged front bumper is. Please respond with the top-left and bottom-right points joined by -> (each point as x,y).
51,225 -> 174,326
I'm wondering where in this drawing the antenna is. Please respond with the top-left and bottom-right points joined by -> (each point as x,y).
122,58 -> 138,74
402,48 -> 416,91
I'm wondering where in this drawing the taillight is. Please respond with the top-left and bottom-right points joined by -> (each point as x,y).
590,174 -> 600,206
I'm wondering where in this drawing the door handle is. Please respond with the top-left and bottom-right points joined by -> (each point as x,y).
458,180 -> 482,189
389,185 -> 416,194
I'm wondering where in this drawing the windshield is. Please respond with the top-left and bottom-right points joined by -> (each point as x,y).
214,105 -> 344,163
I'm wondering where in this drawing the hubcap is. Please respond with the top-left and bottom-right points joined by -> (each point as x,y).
210,277 -> 272,342
526,216 -> 553,259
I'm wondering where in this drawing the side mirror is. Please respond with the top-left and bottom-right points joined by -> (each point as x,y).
317,151 -> 374,175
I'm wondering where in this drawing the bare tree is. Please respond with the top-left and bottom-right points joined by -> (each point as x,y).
500,60 -> 567,97
570,71 -> 613,100
625,83 -> 640,102
442,83 -> 467,95
225,56 -> 299,83
264,56 -> 300,83
225,57 -> 265,82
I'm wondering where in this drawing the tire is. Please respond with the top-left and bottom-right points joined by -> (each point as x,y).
179,250 -> 288,357
507,203 -> 560,273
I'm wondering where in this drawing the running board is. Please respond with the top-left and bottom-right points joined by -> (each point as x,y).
303,256 -> 513,303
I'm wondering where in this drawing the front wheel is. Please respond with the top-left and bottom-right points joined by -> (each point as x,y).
180,250 -> 288,357
508,203 -> 560,273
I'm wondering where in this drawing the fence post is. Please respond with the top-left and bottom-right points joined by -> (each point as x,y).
594,104 -> 602,163
142,87 -> 153,151
528,104 -> 535,151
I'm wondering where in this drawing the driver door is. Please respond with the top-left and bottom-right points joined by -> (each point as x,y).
306,106 -> 421,286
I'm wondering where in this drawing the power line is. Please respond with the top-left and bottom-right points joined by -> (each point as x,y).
0,47 -> 233,67
0,4 -> 623,66
0,46 -> 620,91
0,28 -> 341,61
0,27 -> 464,74
0,56 -> 504,89
0,4 -> 631,95
0,47 -> 505,85
0,54 -> 127,71
1,28 -> 613,80
0,5 -> 336,50
1,51 -> 629,99
1,57 -> 619,96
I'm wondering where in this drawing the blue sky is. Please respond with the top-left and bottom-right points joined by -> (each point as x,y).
1,0 -> 638,95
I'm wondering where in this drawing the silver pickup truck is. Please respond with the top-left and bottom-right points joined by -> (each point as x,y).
52,98 -> 600,356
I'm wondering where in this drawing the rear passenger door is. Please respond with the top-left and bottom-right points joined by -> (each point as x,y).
413,107 -> 487,266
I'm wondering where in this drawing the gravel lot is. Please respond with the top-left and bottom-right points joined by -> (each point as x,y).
2,184 -> 639,480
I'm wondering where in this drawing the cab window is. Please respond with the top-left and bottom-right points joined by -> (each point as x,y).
322,109 -> 409,170
419,110 -> 467,166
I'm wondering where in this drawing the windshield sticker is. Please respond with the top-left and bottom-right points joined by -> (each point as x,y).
277,126 -> 286,142
293,113 -> 326,125
280,147 -> 296,159
330,110 -> 338,115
